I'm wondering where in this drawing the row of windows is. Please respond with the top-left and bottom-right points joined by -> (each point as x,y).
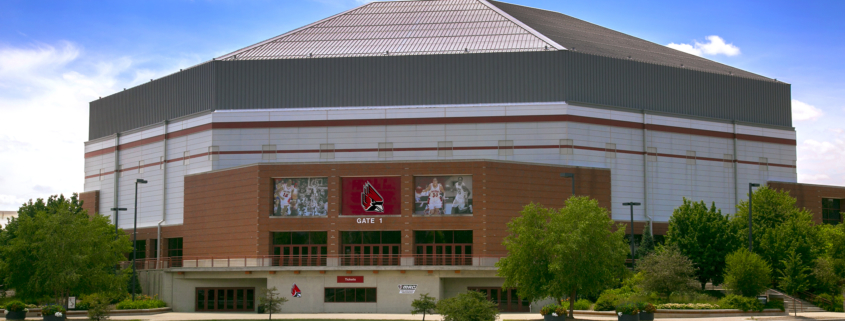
270,231 -> 472,246
324,288 -> 376,303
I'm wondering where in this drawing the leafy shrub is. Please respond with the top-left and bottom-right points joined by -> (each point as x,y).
594,292 -> 621,311
718,294 -> 764,312
4,300 -> 27,312
84,293 -> 112,321
636,246 -> 698,295
436,291 -> 499,321
655,303 -> 721,310
813,294 -> 844,312
723,249 -> 771,297
574,299 -> 592,310
637,302 -> 656,313
765,299 -> 785,311
666,291 -> 720,304
115,299 -> 167,310
539,304 -> 565,316
615,302 -> 639,315
41,304 -> 66,315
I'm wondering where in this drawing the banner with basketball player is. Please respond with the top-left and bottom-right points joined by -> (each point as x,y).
273,177 -> 329,217
414,175 -> 473,215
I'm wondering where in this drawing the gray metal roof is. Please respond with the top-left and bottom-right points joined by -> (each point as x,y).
217,0 -> 560,60
488,0 -> 769,80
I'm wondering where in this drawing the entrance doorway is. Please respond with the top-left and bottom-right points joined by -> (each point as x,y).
196,288 -> 255,311
468,287 -> 529,312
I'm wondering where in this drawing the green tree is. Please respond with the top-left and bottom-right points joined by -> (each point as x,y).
436,290 -> 498,321
84,293 -> 112,321
817,224 -> 845,280
0,194 -> 132,304
497,197 -> 628,318
730,186 -> 821,281
636,245 -> 697,296
258,287 -> 288,320
779,251 -> 811,308
410,293 -> 437,321
637,222 -> 655,258
811,258 -> 841,295
666,198 -> 737,290
723,248 -> 772,297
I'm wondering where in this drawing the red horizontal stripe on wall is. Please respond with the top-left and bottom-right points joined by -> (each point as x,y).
84,114 -> 796,158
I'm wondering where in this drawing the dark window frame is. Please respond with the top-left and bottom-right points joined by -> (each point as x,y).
324,287 -> 377,303
196,287 -> 255,311
822,198 -> 842,225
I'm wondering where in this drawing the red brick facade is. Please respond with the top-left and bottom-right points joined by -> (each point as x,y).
79,190 -> 99,216
768,181 -> 845,224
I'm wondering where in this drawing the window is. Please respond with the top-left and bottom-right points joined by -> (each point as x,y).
414,230 -> 472,265
320,144 -> 335,159
605,143 -> 617,159
723,154 -> 733,168
559,139 -> 573,155
262,145 -> 276,160
197,288 -> 254,311
132,240 -> 146,260
160,156 -> 165,169
498,140 -> 514,156
470,288 -> 529,312
168,237 -> 183,267
183,151 -> 190,165
378,142 -> 393,158
646,147 -> 657,162
686,151 -> 696,165
139,160 -> 145,174
341,231 -> 401,266
273,232 -> 328,266
823,198 -> 841,225
209,146 -> 219,161
438,141 -> 453,157
150,239 -> 158,259
759,157 -> 768,171
325,288 -> 376,303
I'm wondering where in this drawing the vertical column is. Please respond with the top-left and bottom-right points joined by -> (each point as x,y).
401,171 -> 414,266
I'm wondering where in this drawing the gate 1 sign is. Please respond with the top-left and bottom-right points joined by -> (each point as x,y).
337,276 -> 364,283
341,177 -> 401,215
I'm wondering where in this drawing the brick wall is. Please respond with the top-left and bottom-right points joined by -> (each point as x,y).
79,190 -> 99,216
181,160 -> 611,258
768,181 -> 845,224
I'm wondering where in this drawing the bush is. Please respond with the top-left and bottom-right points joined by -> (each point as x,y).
636,246 -> 698,295
114,299 -> 167,310
574,299 -> 592,310
436,291 -> 499,321
41,304 -> 66,315
718,294 -> 764,312
4,300 -> 27,312
539,304 -> 565,316
655,303 -> 720,310
594,291 -> 621,311
84,293 -> 112,321
723,249 -> 771,297
765,299 -> 785,311
637,302 -> 656,313
666,292 -> 720,304
615,302 -> 639,315
813,294 -> 844,312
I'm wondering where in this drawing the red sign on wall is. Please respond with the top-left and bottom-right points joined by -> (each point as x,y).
341,177 -> 401,215
337,276 -> 364,283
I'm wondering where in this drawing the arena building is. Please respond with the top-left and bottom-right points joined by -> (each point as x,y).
80,0 -> 844,313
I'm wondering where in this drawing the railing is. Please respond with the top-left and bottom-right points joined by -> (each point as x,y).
120,254 -> 491,269
340,254 -> 400,266
799,291 -> 831,307
414,254 -> 473,266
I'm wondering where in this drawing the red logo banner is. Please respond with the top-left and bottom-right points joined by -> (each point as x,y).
341,177 -> 401,215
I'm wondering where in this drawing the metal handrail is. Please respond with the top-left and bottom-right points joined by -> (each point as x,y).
121,254 -> 490,269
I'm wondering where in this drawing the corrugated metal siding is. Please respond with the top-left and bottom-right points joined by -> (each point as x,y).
88,51 -> 791,140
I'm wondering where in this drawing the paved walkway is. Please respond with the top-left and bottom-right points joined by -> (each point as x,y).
85,311 -> 845,321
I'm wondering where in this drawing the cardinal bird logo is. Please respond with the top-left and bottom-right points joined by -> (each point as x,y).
291,284 -> 302,298
361,181 -> 385,212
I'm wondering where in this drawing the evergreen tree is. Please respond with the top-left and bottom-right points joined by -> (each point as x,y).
637,222 -> 655,258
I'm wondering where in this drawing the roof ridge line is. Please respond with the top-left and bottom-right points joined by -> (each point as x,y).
477,0 -> 565,50
216,2 -> 374,61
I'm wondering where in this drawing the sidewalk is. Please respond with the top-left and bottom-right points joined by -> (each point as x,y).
92,311 -> 845,321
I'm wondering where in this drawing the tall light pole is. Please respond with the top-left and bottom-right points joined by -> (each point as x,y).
560,173 -> 575,198
748,183 -> 760,251
132,179 -> 148,301
623,202 -> 641,264
110,207 -> 127,274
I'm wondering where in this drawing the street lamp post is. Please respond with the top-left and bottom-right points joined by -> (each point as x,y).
748,183 -> 760,251
109,207 -> 127,274
132,179 -> 148,301
560,173 -> 575,198
623,202 -> 642,264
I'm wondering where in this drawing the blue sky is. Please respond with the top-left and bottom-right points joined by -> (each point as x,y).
0,0 -> 843,210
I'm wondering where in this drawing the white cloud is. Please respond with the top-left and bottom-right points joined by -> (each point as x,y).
667,35 -> 741,57
797,129 -> 845,186
792,99 -> 824,122
0,41 -> 193,210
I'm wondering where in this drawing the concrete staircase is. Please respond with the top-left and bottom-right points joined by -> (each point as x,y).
768,289 -> 827,313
